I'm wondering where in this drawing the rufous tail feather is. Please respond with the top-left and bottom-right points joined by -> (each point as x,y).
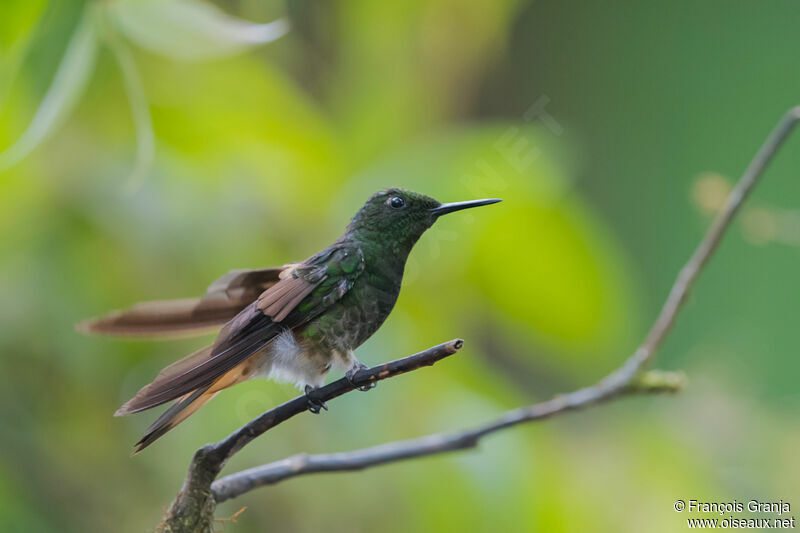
132,386 -> 217,454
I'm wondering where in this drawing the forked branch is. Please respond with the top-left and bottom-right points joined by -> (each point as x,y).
158,107 -> 800,533
157,340 -> 465,532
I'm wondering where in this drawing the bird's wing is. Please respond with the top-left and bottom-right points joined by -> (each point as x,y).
76,266 -> 295,338
116,245 -> 365,413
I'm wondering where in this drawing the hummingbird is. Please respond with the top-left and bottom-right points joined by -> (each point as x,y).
80,188 -> 501,453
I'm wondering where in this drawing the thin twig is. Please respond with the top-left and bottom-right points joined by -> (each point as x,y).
208,339 -> 464,464
160,107 -> 800,531
607,105 -> 800,380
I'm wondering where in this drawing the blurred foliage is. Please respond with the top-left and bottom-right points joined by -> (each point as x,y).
1,0 -> 799,532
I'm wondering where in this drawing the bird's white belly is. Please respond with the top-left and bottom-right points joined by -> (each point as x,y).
254,329 -> 335,389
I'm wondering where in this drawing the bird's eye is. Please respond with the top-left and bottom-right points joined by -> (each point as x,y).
387,196 -> 406,209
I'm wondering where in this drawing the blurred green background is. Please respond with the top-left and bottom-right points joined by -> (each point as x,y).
2,1 -> 799,531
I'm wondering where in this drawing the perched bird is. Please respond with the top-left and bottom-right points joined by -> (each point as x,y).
79,188 -> 501,453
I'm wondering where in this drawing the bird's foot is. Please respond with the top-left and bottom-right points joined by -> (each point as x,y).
304,385 -> 328,414
346,362 -> 376,392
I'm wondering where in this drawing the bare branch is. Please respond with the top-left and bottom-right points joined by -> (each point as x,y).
211,370 -> 687,502
157,339 -> 464,532
210,370 -> 686,502
159,107 -> 800,532
210,106 -> 800,501
212,434 -> 484,503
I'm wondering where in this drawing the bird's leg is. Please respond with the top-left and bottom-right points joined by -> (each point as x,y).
346,361 -> 376,392
304,385 -> 328,414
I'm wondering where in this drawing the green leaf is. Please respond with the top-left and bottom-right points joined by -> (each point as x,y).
107,0 -> 288,61
0,6 -> 98,171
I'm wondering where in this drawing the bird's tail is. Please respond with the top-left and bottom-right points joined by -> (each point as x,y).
132,386 -> 218,454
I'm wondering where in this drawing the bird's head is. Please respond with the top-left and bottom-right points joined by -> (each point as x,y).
347,188 -> 501,250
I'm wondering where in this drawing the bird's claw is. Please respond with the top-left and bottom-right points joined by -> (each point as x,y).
304,385 -> 328,414
346,363 -> 376,392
